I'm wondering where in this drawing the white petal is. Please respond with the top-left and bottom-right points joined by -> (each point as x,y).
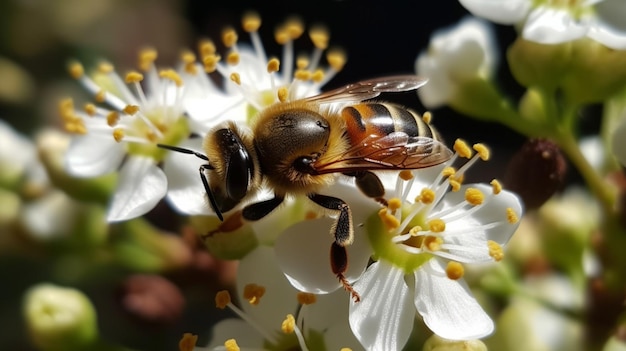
612,117 -> 626,167
107,156 -> 167,222
458,0 -> 530,24
587,15 -> 626,49
65,135 -> 125,177
523,7 -> 588,44
414,259 -> 494,340
274,217 -> 371,294
416,56 -> 453,108
163,138 -> 212,216
307,291 -> 364,350
349,261 -> 414,351
206,318 -> 264,348
21,190 -> 78,239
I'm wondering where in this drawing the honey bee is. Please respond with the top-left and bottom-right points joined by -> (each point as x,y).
159,75 -> 453,302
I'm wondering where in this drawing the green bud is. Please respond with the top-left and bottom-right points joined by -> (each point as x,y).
23,283 -> 98,351
450,77 -> 517,122
507,38 -> 571,91
518,89 -> 548,126
0,188 -> 20,226
423,334 -> 487,351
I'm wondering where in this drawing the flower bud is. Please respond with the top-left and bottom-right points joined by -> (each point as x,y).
23,283 -> 98,351
507,38 -> 571,91
423,334 -> 487,351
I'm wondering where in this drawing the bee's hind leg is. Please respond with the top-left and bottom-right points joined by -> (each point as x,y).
343,171 -> 387,207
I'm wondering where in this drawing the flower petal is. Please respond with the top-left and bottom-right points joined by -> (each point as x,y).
414,259 -> 494,340
308,291 -> 364,350
612,117 -> 626,167
349,261 -> 414,351
458,0 -> 530,24
587,0 -> 626,50
65,135 -> 125,177
163,138 -> 212,216
523,7 -> 588,45
107,156 -> 166,222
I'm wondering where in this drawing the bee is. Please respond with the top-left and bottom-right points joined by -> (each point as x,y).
159,75 -> 453,302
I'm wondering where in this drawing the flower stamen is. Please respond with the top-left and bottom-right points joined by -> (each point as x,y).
214,290 -> 277,344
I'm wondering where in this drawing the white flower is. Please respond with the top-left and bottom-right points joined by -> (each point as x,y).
459,0 -> 626,49
415,17 -> 497,108
203,246 -> 363,351
612,116 -> 626,167
348,140 -> 523,350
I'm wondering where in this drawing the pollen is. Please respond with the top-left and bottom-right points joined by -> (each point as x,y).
215,290 -> 231,309
198,39 -> 216,57
68,61 -> 84,79
417,188 -> 435,204
277,87 -> 289,102
274,27 -> 289,45
97,61 -> 114,74
203,54 -> 221,73
399,170 -> 414,181
424,236 -> 444,251
309,26 -> 329,49
226,51 -> 240,66
296,56 -> 310,69
442,166 -> 456,178
453,139 -> 473,159
285,17 -> 304,39
388,197 -> 402,212
488,240 -> 504,262
378,208 -> 400,230
294,69 -> 312,81
230,72 -> 241,85
112,128 -> 125,142
297,292 -> 317,305
473,143 -> 490,161
58,98 -> 74,118
125,71 -> 144,83
311,69 -> 324,82
506,207 -> 519,224
123,105 -> 140,115
159,69 -> 183,87
65,121 -> 87,135
267,58 -> 280,73
341,349 -> 353,351
138,48 -> 158,72
84,103 -> 96,116
446,261 -> 465,280
95,90 -> 106,103
180,50 -> 196,64
449,179 -> 461,192
178,333 -> 198,351
465,188 -> 484,206
106,111 -> 120,127
422,111 -> 432,124
327,49 -> 347,71
490,179 -> 502,195
409,226 -> 423,236
281,314 -> 296,334
222,27 -> 238,48
242,11 -> 261,32
224,339 -> 240,351
243,283 -> 265,306
428,218 -> 446,233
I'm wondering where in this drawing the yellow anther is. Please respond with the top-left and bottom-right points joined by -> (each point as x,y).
490,179 -> 502,195
417,188 -> 436,204
125,71 -> 144,83
424,236 -> 444,251
123,105 -> 140,115
309,26 -> 329,49
422,111 -> 432,124
243,283 -> 265,306
226,51 -> 240,66
378,208 -> 400,230
281,314 -> 296,334
473,143 -> 490,161
180,50 -> 196,64
84,103 -> 96,116
399,170 -> 414,181
294,69 -> 312,81
449,179 -> 461,192
326,49 -> 347,71
222,27 -> 238,48
68,61 -> 84,79
488,240 -> 504,262
296,56 -> 309,69
311,69 -> 324,82
159,69 -> 183,87
446,261 -> 465,280
297,292 -> 317,305
277,87 -> 289,103
230,72 -> 241,85
98,61 -> 114,74
203,54 -> 221,73
506,207 -> 519,224
184,62 -> 197,75
112,128 -> 125,142
215,290 -> 231,309
95,90 -> 106,103
224,339 -> 240,351
341,349 -> 353,351
138,48 -> 158,71
409,226 -> 423,236
106,111 -> 120,127
178,333 -> 198,351
198,39 -> 216,57
242,11 -> 261,32
453,139 -> 473,159
441,166 -> 456,178
465,188 -> 484,206
58,98 -> 74,119
274,27 -> 289,45
267,58 -> 280,73
285,17 -> 304,39
388,197 -> 402,212
65,121 -> 87,135
428,218 -> 446,233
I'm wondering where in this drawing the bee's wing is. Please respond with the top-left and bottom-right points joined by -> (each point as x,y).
304,75 -> 429,105
312,132 -> 453,174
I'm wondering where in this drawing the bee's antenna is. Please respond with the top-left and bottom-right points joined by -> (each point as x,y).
157,144 -> 224,221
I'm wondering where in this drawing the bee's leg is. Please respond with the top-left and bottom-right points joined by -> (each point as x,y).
308,193 -> 361,302
205,195 -> 284,238
343,171 -> 387,207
